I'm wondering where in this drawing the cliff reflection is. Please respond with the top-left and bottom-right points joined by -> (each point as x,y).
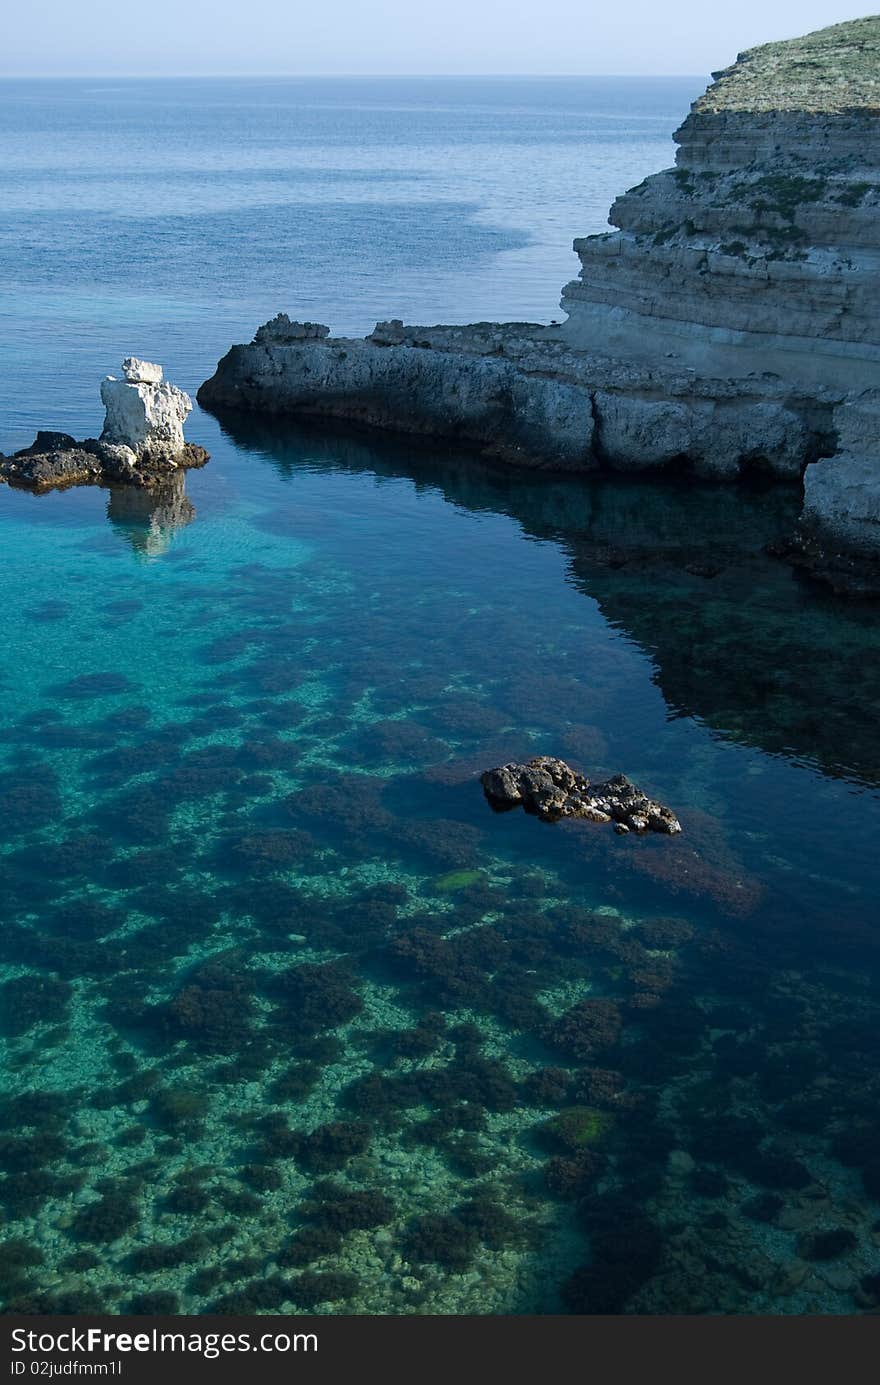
209,407 -> 880,787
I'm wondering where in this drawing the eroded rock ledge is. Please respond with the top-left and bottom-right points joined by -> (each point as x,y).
1,358 -> 209,492
198,18 -> 880,588
481,757 -> 682,835
199,314 -> 837,480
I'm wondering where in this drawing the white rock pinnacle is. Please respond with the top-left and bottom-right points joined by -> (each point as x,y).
100,360 -> 192,459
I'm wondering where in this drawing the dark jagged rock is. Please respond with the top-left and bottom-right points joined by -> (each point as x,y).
253,314 -> 330,344
15,431 -> 78,455
481,756 -> 681,834
0,445 -> 103,490
0,439 -> 208,493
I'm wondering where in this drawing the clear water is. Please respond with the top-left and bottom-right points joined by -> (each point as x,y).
2,78 -> 880,1318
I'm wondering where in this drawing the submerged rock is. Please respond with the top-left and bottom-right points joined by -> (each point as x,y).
0,360 -> 208,492
481,756 -> 681,834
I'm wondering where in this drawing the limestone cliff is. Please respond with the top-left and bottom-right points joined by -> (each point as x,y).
559,16 -> 880,391
199,18 -> 880,584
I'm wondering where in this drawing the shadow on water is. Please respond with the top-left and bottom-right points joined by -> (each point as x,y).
210,408 -> 880,789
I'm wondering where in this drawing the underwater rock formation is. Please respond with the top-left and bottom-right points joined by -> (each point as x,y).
0,360 -> 208,492
198,16 -> 880,586
206,412 -> 880,782
481,756 -> 682,834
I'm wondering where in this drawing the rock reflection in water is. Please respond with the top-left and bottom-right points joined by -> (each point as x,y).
209,408 -> 880,787
105,472 -> 195,558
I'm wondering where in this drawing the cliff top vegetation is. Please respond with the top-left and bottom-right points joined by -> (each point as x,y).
694,15 -> 880,115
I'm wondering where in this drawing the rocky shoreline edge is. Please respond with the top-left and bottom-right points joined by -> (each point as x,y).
198,17 -> 880,597
198,316 -> 879,598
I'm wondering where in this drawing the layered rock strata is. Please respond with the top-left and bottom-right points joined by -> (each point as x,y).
198,17 -> 880,579
481,756 -> 682,835
1,360 -> 208,491
560,17 -> 880,391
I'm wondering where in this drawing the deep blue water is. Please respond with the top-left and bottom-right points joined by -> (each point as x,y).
1,78 -> 880,1318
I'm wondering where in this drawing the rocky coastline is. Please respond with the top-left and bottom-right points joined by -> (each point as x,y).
199,314 -> 836,480
198,17 -> 880,593
0,358 -> 208,492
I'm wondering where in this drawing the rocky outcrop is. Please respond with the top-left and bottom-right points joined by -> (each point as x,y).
199,319 -> 835,479
0,434 -> 105,489
100,357 -> 193,461
1,360 -> 208,492
481,756 -> 682,834
201,321 -> 604,471
802,394 -> 880,553
774,392 -> 880,595
253,315 -> 331,345
198,17 -> 880,580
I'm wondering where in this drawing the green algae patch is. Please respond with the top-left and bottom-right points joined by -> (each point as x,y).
433,870 -> 485,894
541,1107 -> 613,1152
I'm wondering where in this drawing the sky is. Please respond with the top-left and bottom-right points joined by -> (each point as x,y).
1,1 -> 871,76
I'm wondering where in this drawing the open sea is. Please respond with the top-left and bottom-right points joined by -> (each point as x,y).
1,76 -> 880,1317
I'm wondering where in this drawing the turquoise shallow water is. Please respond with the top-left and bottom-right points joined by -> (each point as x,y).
2,77 -> 880,1317
2,416 -> 880,1315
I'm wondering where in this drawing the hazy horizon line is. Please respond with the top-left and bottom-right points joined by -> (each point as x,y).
0,70 -> 707,81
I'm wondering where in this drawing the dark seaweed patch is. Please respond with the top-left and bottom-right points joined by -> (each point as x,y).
50,673 -> 137,699
70,1191 -> 140,1243
0,974 -> 71,1037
